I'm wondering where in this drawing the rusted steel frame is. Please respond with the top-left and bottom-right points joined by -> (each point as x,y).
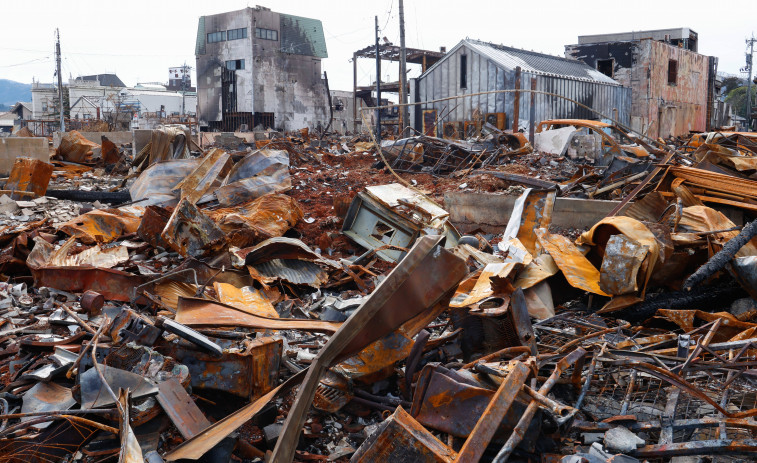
0,415 -> 119,438
454,361 -> 531,463
556,323 -> 630,354
620,370 -> 638,416
625,362 -> 757,419
659,388 -> 680,445
460,346 -> 533,369
607,156 -> 675,217
718,370 -> 736,440
491,347 -> 587,463
673,318 -> 722,374
632,439 -> 757,458
270,236 -> 467,463
574,347 -> 602,410
574,417 -> 757,433
522,385 -> 577,425
0,409 -> 116,420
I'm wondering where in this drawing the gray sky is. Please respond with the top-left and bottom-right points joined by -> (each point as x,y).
1,0 -> 755,94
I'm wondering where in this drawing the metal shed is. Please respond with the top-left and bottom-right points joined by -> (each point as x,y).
411,39 -> 631,136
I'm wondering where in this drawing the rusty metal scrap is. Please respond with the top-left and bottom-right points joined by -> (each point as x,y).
7,123 -> 757,463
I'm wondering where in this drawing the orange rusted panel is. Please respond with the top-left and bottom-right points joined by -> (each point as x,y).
56,130 -> 99,163
161,199 -> 227,258
535,228 -> 609,296
208,193 -> 303,248
175,296 -> 341,334
172,148 -> 232,204
5,157 -> 53,199
58,209 -> 141,244
213,281 -> 279,318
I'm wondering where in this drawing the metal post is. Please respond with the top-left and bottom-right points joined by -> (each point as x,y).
181,62 -> 187,116
398,0 -> 408,135
529,78 -> 537,144
55,29 -> 64,132
512,66 -> 521,132
353,52 -> 358,133
746,36 -> 755,132
374,16 -> 381,144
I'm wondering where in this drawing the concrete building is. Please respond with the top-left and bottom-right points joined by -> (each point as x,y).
32,74 -> 125,120
565,28 -> 717,138
195,5 -> 329,132
168,66 -> 195,92
412,39 -> 631,137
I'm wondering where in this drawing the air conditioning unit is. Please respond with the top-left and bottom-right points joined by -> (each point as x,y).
485,112 -> 506,131
442,121 -> 462,139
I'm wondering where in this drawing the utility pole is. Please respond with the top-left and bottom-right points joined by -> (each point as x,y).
746,35 -> 756,131
55,28 -> 64,132
181,62 -> 187,116
375,16 -> 381,144
398,0 -> 408,135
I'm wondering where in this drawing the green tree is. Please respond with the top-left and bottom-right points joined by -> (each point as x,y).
725,86 -> 757,119
722,76 -> 746,95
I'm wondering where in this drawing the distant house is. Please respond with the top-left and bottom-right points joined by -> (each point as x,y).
411,39 -> 631,137
0,112 -> 15,133
565,28 -> 717,137
10,102 -> 32,121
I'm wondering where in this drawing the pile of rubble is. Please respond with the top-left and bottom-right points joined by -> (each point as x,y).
1,124 -> 757,463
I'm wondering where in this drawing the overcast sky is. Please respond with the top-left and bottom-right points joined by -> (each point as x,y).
1,0 -> 755,95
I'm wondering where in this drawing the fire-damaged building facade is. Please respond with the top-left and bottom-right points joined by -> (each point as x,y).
565,27 -> 718,138
410,39 -> 631,138
195,6 -> 329,131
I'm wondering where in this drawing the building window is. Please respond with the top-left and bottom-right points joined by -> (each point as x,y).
460,54 -> 467,89
668,59 -> 678,85
225,59 -> 245,70
227,28 -> 248,40
255,27 -> 278,41
207,31 -> 226,43
596,59 -> 614,78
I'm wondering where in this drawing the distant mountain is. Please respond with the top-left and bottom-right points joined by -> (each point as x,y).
0,79 -> 32,106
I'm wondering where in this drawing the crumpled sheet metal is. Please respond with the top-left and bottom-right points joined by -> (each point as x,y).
137,205 -> 172,249
79,364 -> 158,408
5,157 -> 53,199
57,208 -> 141,244
658,166 -> 757,212
335,329 -> 414,382
535,228 -> 609,296
501,188 -> 556,256
679,205 -> 757,258
242,237 -> 340,287
56,130 -> 99,163
449,261 -> 515,308
29,236 -> 129,269
28,265 -> 147,302
175,297 -> 341,334
208,193 -> 303,248
20,382 -> 76,430
149,125 -> 191,165
172,148 -> 232,204
578,215 -> 661,297
129,158 -> 202,205
693,142 -> 757,171
213,281 -> 278,318
161,199 -> 227,258
513,252 -> 560,289
215,149 -> 292,207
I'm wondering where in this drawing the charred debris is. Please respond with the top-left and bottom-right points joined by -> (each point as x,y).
1,124 -> 757,463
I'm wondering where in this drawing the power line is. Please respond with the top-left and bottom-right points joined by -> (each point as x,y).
0,56 -> 50,68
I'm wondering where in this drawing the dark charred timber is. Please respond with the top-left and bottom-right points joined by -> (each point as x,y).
683,219 -> 757,291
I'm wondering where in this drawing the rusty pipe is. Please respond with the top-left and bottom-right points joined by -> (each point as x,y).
522,385 -> 577,426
